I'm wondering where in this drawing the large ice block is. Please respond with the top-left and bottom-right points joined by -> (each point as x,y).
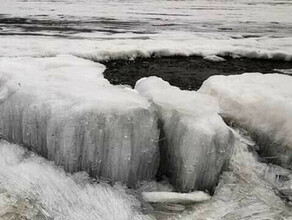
199,73 -> 292,169
135,77 -> 234,193
0,55 -> 160,187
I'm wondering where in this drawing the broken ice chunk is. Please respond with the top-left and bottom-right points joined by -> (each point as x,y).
135,77 -> 234,193
199,73 -> 292,169
0,55 -> 160,187
142,191 -> 211,204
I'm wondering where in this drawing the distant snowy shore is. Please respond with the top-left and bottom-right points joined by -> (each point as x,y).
1,0 -> 292,62
1,35 -> 292,62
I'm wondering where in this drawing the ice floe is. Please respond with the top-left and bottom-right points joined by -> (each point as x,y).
199,73 -> 292,169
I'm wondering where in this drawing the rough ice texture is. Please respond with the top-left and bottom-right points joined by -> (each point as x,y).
135,77 -> 234,193
199,73 -> 292,169
0,141 -> 151,220
180,130 -> 292,220
0,55 -> 159,187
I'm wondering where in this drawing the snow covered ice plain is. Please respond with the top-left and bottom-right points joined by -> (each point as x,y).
1,0 -> 292,60
0,0 -> 292,219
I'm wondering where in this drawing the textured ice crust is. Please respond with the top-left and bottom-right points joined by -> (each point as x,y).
0,55 -> 159,187
199,73 -> 292,169
135,77 -> 235,193
180,132 -> 292,220
0,141 -> 151,220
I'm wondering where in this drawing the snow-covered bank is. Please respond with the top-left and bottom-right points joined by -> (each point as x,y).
0,35 -> 292,62
0,55 -> 159,187
135,77 -> 234,193
0,140 -> 151,220
1,0 -> 292,62
199,73 -> 292,169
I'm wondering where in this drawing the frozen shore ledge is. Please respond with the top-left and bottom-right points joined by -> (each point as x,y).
0,55 -> 160,187
0,54 -> 291,194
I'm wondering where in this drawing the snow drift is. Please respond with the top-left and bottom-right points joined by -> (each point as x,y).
199,73 -> 292,169
0,55 -> 160,187
135,77 -> 234,193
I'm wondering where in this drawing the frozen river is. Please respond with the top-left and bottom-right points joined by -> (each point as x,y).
0,0 -> 292,60
0,0 -> 292,219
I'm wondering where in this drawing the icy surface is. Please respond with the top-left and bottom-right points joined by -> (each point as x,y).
0,0 -> 292,61
199,73 -> 292,169
0,55 -> 159,186
0,140 -> 151,220
178,130 -> 292,220
142,191 -> 211,204
0,0 -> 291,218
135,77 -> 234,192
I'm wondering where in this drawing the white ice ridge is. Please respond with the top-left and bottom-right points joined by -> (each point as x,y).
1,36 -> 292,62
0,141 -> 150,220
0,55 -> 159,187
135,77 -> 234,192
199,73 -> 292,169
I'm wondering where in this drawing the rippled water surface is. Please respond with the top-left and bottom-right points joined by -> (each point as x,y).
1,0 -> 292,38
